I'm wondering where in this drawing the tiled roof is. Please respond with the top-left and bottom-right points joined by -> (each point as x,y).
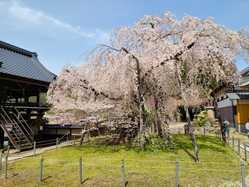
237,92 -> 249,99
240,67 -> 249,77
226,93 -> 240,100
0,41 -> 56,83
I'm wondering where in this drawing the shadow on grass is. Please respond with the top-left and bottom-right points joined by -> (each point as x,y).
81,177 -> 90,184
73,134 -> 227,159
182,147 -> 197,162
42,175 -> 52,182
173,135 -> 226,153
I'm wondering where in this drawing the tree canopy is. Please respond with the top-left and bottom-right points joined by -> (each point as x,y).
48,12 -> 242,120
47,11 -> 249,156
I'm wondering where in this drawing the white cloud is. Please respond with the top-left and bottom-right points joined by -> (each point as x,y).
0,0 -> 109,41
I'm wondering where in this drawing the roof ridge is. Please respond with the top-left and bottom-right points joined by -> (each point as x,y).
0,40 -> 37,57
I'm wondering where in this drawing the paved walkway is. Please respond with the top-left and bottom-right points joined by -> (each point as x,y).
7,141 -> 74,161
6,123 -> 188,162
169,122 -> 186,134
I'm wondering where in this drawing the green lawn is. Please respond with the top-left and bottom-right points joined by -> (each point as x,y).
0,135 -> 244,187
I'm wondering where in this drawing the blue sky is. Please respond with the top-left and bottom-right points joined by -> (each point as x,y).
0,0 -> 248,74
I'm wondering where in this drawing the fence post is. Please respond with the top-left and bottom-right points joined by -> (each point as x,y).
39,157 -> 44,182
4,154 -> 8,179
4,146 -> 9,179
33,141 -> 36,155
56,138 -> 59,149
176,159 -> 179,187
240,160 -> 246,187
244,144 -> 247,162
121,160 -> 126,187
67,133 -> 69,142
79,157 -> 83,184
203,127 -> 206,136
238,139 -> 241,155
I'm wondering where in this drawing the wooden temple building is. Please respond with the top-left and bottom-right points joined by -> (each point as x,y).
212,68 -> 249,132
0,41 -> 56,150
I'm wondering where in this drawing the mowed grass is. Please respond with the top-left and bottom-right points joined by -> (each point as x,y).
0,135 -> 244,187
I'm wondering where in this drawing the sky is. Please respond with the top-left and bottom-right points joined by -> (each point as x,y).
0,0 -> 249,74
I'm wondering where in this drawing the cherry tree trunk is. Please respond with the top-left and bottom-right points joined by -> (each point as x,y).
133,55 -> 146,149
154,96 -> 163,137
184,106 -> 199,162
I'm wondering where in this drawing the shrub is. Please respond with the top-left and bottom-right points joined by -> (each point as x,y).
194,110 -> 210,127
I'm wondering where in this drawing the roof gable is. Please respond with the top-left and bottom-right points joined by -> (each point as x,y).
0,41 -> 36,57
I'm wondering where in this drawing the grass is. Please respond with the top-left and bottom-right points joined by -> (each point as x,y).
0,135 -> 244,187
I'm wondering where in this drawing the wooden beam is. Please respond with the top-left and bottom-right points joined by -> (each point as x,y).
0,73 -> 50,88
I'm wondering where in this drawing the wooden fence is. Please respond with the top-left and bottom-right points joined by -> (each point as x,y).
0,155 -> 246,187
0,134 -> 247,186
228,136 -> 249,163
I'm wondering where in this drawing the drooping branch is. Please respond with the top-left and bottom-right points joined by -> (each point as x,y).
142,41 -> 196,82
64,69 -> 122,101
99,44 -> 147,145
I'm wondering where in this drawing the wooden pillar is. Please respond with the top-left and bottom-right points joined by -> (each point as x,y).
23,87 -> 29,105
1,87 -> 7,104
27,109 -> 31,121
0,129 -> 4,149
37,91 -> 40,107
